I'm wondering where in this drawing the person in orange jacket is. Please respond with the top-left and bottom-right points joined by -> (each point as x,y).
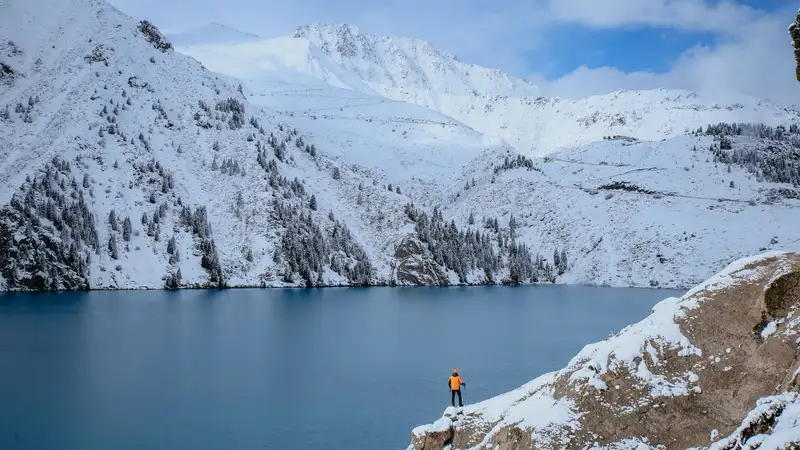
448,369 -> 465,407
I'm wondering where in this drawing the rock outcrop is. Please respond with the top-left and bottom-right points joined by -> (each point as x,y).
394,235 -> 449,286
408,252 -> 800,449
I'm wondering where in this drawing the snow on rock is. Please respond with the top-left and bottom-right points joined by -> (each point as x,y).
566,295 -> 702,399
411,416 -> 455,450
408,252 -> 800,449
703,393 -> 800,450
177,25 -> 800,156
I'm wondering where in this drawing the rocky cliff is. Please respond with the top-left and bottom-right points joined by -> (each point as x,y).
408,251 -> 800,449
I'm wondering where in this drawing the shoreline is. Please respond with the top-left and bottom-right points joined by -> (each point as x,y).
0,279 -> 690,294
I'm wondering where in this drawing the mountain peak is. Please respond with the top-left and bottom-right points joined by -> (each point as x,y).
292,23 -> 363,39
283,22 -> 539,100
291,23 -> 455,60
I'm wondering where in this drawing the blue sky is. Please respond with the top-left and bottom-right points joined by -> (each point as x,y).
108,0 -> 800,103
529,26 -> 719,78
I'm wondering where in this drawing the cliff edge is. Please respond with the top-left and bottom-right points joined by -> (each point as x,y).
409,251 -> 800,449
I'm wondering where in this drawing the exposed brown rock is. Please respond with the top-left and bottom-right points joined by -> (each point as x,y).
409,252 -> 800,449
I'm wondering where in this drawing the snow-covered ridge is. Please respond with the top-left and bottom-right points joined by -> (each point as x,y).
176,24 -> 800,156
409,252 -> 800,449
290,23 -> 540,98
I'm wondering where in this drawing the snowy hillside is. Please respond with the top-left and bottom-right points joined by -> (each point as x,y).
3,0 -> 800,291
449,128 -> 800,288
409,252 -> 800,449
176,24 -> 800,156
0,0 -> 408,290
0,0 -> 556,290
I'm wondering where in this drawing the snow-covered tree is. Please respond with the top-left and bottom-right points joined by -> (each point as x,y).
790,9 -> 800,82
122,217 -> 132,241
108,235 -> 119,259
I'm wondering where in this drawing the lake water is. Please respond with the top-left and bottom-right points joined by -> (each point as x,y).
0,285 -> 683,450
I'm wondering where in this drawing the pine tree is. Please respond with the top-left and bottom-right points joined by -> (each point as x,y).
309,194 -> 317,211
167,235 -> 176,254
108,236 -> 119,259
121,216 -> 132,241
468,211 -> 475,225
108,209 -> 117,231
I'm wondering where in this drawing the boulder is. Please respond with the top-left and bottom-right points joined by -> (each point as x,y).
408,252 -> 800,449
394,235 -> 449,286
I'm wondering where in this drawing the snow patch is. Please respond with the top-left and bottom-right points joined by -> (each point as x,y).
568,296 -> 701,397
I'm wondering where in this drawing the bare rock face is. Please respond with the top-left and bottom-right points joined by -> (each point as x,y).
408,252 -> 800,449
138,20 -> 172,52
394,235 -> 449,286
411,416 -> 454,450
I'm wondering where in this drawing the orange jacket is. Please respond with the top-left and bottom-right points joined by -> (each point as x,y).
449,375 -> 463,391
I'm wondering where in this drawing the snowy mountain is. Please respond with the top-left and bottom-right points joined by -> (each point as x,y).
176,23 -> 800,156
3,0 -> 800,291
409,252 -> 800,449
0,0 -> 556,290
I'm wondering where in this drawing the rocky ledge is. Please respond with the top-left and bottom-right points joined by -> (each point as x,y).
408,251 -> 800,449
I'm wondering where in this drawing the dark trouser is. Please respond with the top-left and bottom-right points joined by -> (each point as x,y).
451,389 -> 462,407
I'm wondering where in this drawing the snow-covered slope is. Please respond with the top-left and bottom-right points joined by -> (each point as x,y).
450,130 -> 800,288
176,24 -> 800,156
173,22 -> 800,289
3,0 -> 800,291
409,252 -> 800,449
0,0 -> 425,290
0,0 -> 535,290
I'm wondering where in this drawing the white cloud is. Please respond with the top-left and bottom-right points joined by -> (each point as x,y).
547,0 -> 762,33
536,10 -> 800,104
